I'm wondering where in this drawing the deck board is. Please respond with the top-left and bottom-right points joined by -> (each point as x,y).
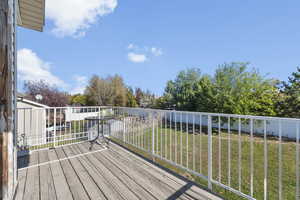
55,147 -> 90,200
39,150 -> 57,200
77,143 -> 140,200
48,149 -> 73,200
16,142 -> 222,200
62,145 -> 106,200
92,148 -> 157,200
14,169 -> 27,200
104,144 -> 196,199
109,143 -> 216,200
23,151 -> 39,200
71,144 -> 123,200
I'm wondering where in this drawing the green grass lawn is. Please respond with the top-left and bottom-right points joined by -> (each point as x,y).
111,125 -> 299,200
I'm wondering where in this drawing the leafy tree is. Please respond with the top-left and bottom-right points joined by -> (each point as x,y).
23,80 -> 69,107
161,63 -> 278,116
85,74 -> 128,106
134,87 -> 156,108
111,75 -> 127,106
193,75 -> 217,112
276,67 -> 300,118
126,87 -> 138,107
213,63 -> 277,116
135,88 -> 143,106
164,68 -> 202,110
85,75 -> 114,106
70,94 -> 87,106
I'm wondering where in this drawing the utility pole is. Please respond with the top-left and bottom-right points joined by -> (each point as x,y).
0,0 -> 17,199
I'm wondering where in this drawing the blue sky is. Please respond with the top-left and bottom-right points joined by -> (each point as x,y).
17,0 -> 300,96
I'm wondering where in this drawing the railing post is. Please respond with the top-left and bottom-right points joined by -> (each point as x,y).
53,108 -> 56,148
208,115 -> 213,190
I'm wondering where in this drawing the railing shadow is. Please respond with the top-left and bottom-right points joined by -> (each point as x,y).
166,182 -> 193,200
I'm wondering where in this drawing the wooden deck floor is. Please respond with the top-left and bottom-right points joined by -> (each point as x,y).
15,142 -> 222,200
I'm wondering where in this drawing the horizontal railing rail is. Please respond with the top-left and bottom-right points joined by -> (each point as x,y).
16,106 -> 300,200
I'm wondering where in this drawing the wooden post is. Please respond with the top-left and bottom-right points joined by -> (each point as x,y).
0,0 -> 17,199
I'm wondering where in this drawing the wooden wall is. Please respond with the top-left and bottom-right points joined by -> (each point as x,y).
0,0 -> 17,199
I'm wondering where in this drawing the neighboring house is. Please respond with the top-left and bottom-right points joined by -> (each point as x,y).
17,96 -> 48,149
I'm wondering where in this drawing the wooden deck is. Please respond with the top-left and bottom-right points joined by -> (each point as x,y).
15,142 -> 222,200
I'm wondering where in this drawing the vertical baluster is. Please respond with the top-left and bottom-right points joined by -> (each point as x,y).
30,108 -> 32,147
149,114 -> 151,153
59,109 -> 62,145
228,117 -> 231,187
296,121 -> 299,200
175,112 -> 177,164
161,112 -> 163,158
156,113 -> 159,155
180,112 -> 183,165
186,113 -> 189,168
278,120 -> 282,200
264,120 -> 268,200
250,118 -> 254,197
208,115 -> 213,190
165,112 -> 167,159
170,112 -> 172,161
218,115 -> 221,183
199,114 -> 202,173
54,108 -> 57,148
193,114 -> 195,171
152,112 -> 155,155
238,117 -> 242,191
123,111 -> 125,143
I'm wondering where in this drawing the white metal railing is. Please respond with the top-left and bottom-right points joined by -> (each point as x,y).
16,106 -> 113,152
16,106 -> 300,200
109,107 -> 300,200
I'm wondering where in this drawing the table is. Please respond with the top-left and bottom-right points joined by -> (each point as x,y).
85,116 -> 115,150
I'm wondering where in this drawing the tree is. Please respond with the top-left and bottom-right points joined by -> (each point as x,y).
193,75 -> 217,112
135,88 -> 143,106
276,67 -> 300,118
85,75 -> 114,106
134,87 -> 156,108
213,63 -> 278,116
85,74 -> 128,106
70,94 -> 87,106
111,75 -> 127,106
24,80 -> 69,107
160,63 -> 278,116
126,87 -> 138,107
163,68 -> 203,110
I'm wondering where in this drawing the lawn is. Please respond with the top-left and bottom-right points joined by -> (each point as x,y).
110,124 -> 299,200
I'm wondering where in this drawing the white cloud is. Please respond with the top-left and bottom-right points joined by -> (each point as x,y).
127,43 -> 136,50
46,0 -> 118,38
128,52 -> 147,63
17,48 -> 67,87
71,75 -> 88,94
151,47 -> 163,56
126,44 -> 163,62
